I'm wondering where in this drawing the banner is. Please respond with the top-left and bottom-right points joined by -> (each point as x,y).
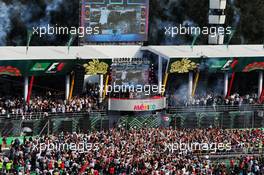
0,60 -> 76,76
108,97 -> 166,111
168,57 -> 264,73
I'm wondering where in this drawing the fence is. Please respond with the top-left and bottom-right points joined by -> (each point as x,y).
0,111 -> 96,136
166,104 -> 264,129
0,104 -> 263,136
167,104 -> 264,113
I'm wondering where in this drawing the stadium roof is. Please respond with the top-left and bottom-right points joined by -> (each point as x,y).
0,45 -> 142,60
142,45 -> 264,59
0,45 -> 263,60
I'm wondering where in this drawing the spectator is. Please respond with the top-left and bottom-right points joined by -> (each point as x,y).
168,92 -> 260,107
1,128 -> 263,174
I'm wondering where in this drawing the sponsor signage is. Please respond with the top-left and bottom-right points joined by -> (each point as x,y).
133,104 -> 156,111
108,97 -> 166,111
168,57 -> 264,72
30,62 -> 66,74
45,63 -> 65,73
30,63 -> 51,71
0,59 -> 112,77
0,66 -> 21,76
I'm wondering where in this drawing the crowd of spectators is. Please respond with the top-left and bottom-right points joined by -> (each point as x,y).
0,128 -> 263,174
0,83 -> 106,116
1,92 -> 261,115
0,95 -> 100,116
168,92 -> 259,107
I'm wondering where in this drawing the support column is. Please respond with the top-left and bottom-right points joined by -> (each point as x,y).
258,71 -> 263,97
65,75 -> 70,100
26,76 -> 35,104
99,74 -> 104,103
224,72 -> 229,97
24,76 -> 29,102
158,56 -> 163,94
188,72 -> 193,99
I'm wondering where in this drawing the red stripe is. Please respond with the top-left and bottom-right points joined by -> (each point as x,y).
259,89 -> 264,103
226,58 -> 238,98
26,76 -> 35,104
226,72 -> 235,98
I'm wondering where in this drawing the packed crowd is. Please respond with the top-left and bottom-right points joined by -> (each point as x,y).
0,83 -> 106,116
0,95 -> 100,116
0,128 -> 263,174
168,92 -> 259,107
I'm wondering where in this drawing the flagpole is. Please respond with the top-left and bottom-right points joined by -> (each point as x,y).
67,34 -> 76,54
26,30 -> 33,54
226,29 -> 235,48
191,33 -> 200,50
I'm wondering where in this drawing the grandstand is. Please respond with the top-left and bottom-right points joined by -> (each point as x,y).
0,0 -> 264,173
0,45 -> 263,134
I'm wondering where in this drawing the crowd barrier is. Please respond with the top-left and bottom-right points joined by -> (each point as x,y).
0,104 -> 263,135
167,104 -> 264,113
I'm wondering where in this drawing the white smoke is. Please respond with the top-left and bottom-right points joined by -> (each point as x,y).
150,0 -> 200,44
174,84 -> 189,103
0,2 -> 11,46
228,0 -> 242,43
0,0 -> 64,45
229,0 -> 241,27
39,0 -> 64,27
46,0 -> 63,11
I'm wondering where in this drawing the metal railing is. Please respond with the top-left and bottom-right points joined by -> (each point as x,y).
0,104 -> 263,134
1,104 -> 263,120
167,104 -> 264,113
0,110 -> 107,120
